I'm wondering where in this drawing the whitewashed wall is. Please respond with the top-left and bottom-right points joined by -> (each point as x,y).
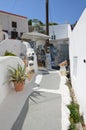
0,25 -> 3,41
0,39 -> 27,56
69,8 -> 86,123
0,39 -> 38,73
50,24 -> 71,40
43,24 -> 71,40
0,56 -> 24,104
0,39 -> 38,104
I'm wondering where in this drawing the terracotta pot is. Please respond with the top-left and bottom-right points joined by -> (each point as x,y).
14,81 -> 25,92
23,58 -> 28,66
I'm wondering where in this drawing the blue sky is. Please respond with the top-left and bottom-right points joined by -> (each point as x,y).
0,0 -> 86,24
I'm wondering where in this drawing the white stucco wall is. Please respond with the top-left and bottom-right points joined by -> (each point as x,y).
43,24 -> 71,40
50,24 -> 71,40
0,39 -> 38,73
0,39 -> 27,57
0,39 -> 27,56
0,56 -> 24,104
69,8 -> 86,123
27,48 -> 38,73
0,39 -> 38,105
0,25 -> 5,41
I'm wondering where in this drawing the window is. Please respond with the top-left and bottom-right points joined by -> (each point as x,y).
51,35 -> 56,40
12,21 -> 17,28
53,35 -> 56,39
73,56 -> 78,77
51,35 -> 53,39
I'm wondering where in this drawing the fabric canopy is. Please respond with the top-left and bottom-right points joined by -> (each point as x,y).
21,31 -> 50,41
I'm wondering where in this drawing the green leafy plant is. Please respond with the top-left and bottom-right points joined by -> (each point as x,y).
68,117 -> 76,130
69,122 -> 76,130
8,64 -> 27,83
4,50 -> 16,56
68,102 -> 81,123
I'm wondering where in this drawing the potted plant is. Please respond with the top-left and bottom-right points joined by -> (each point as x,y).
8,64 -> 27,91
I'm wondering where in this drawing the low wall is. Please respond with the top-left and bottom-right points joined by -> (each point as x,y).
0,39 -> 38,74
0,56 -> 24,104
0,56 -> 37,130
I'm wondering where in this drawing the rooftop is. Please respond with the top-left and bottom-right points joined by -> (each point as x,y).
0,10 -> 27,19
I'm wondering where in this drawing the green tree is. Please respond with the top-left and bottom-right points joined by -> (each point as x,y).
49,22 -> 58,25
28,19 -> 32,25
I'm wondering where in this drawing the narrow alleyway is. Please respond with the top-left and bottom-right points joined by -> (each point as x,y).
22,69 -> 62,130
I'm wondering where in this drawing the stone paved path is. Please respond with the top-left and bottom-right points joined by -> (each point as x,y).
22,69 -> 62,130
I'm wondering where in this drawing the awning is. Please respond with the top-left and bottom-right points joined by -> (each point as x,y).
21,31 -> 50,41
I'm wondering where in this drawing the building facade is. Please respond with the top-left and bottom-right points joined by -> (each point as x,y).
0,25 -> 3,41
45,24 -> 71,66
0,10 -> 28,39
28,23 -> 71,67
69,8 -> 86,124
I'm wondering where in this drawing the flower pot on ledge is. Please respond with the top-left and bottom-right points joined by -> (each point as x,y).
7,63 -> 27,92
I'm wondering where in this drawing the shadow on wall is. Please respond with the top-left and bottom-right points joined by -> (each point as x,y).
0,56 -> 24,104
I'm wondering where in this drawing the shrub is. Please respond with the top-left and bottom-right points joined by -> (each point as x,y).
69,122 -> 76,130
4,50 -> 16,56
68,102 -> 81,123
